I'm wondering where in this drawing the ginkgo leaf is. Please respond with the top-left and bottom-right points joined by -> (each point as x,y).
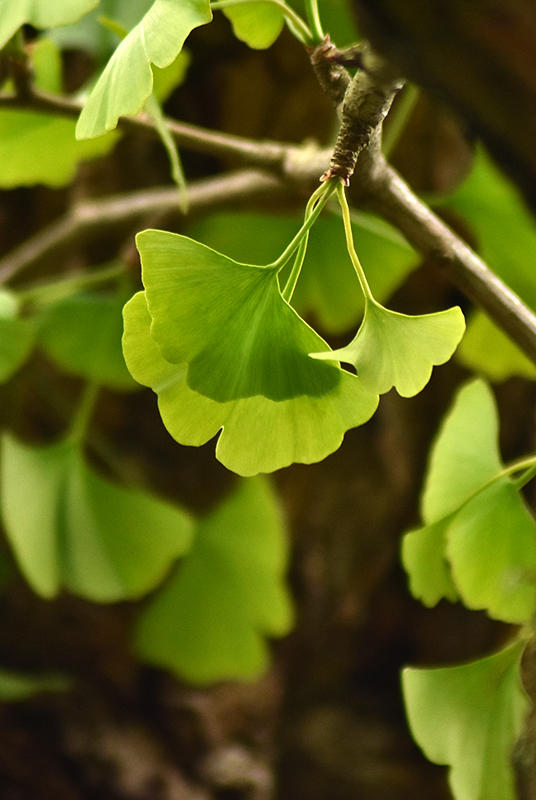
311,299 -> 465,397
1,434 -> 195,602
421,379 -> 503,524
402,640 -> 529,800
0,0 -> 97,48
122,291 -> 379,476
135,476 -> 293,682
187,210 -> 416,335
0,40 -> 119,189
222,2 -> 284,49
37,289 -> 137,390
401,517 -> 459,607
0,289 -> 34,383
138,229 -> 342,403
446,477 -> 536,624
76,0 -> 212,139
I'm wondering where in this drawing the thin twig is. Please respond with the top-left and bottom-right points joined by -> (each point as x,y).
354,134 -> 536,364
0,170 -> 284,284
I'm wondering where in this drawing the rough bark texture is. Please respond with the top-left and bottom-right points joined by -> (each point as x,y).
351,0 -> 536,209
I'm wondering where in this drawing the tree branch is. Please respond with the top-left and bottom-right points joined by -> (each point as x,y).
2,85 -> 536,364
0,170 -> 285,284
354,133 -> 536,363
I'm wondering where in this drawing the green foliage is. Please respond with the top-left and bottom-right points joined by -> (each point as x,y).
222,2 -> 285,49
187,209 -> 416,335
445,148 -> 536,381
136,476 -> 293,682
0,39 -> 119,188
37,288 -> 138,390
1,434 -> 195,601
0,0 -> 98,47
403,640 -> 529,800
2,0 -> 536,791
122,290 -> 378,475
403,380 -> 536,623
312,301 -> 465,397
76,0 -> 212,139
0,289 -> 35,383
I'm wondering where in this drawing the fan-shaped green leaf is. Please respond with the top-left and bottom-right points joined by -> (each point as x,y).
0,289 -> 34,382
187,210 -> 415,335
122,291 -> 378,475
138,229 -> 342,402
401,517 -> 459,607
312,299 -> 465,397
37,289 -> 137,390
422,379 -> 503,524
222,2 -> 284,49
135,476 -> 293,682
76,0 -> 212,139
0,0 -> 97,47
446,477 -> 536,624
1,435 -> 194,601
402,640 -> 529,800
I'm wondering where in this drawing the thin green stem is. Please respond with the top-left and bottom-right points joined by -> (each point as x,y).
68,381 -> 100,445
210,0 -> 314,44
382,84 -> 420,158
304,0 -> 325,44
508,457 -> 536,490
18,262 -> 125,307
336,181 -> 374,302
269,179 -> 336,272
281,234 -> 308,302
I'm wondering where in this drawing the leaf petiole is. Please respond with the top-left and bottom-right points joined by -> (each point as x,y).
336,181 -> 375,302
508,457 -> 536,491
269,178 -> 336,273
304,0 -> 325,44
210,0 -> 314,45
68,381 -> 100,445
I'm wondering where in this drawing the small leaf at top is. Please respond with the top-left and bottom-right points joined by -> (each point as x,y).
1,434 -> 195,601
76,0 -> 212,139
122,291 -> 379,476
0,0 -> 97,48
402,639 -> 529,800
135,476 -> 293,683
421,379 -> 503,524
311,299 -> 465,398
138,229 -> 341,403
223,2 -> 284,49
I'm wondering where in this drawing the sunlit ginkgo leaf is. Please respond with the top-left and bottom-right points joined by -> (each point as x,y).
138,229 -> 342,403
122,292 -> 378,476
403,640 -> 529,800
312,299 -> 465,397
421,379 -> 504,523
76,0 -> 212,139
